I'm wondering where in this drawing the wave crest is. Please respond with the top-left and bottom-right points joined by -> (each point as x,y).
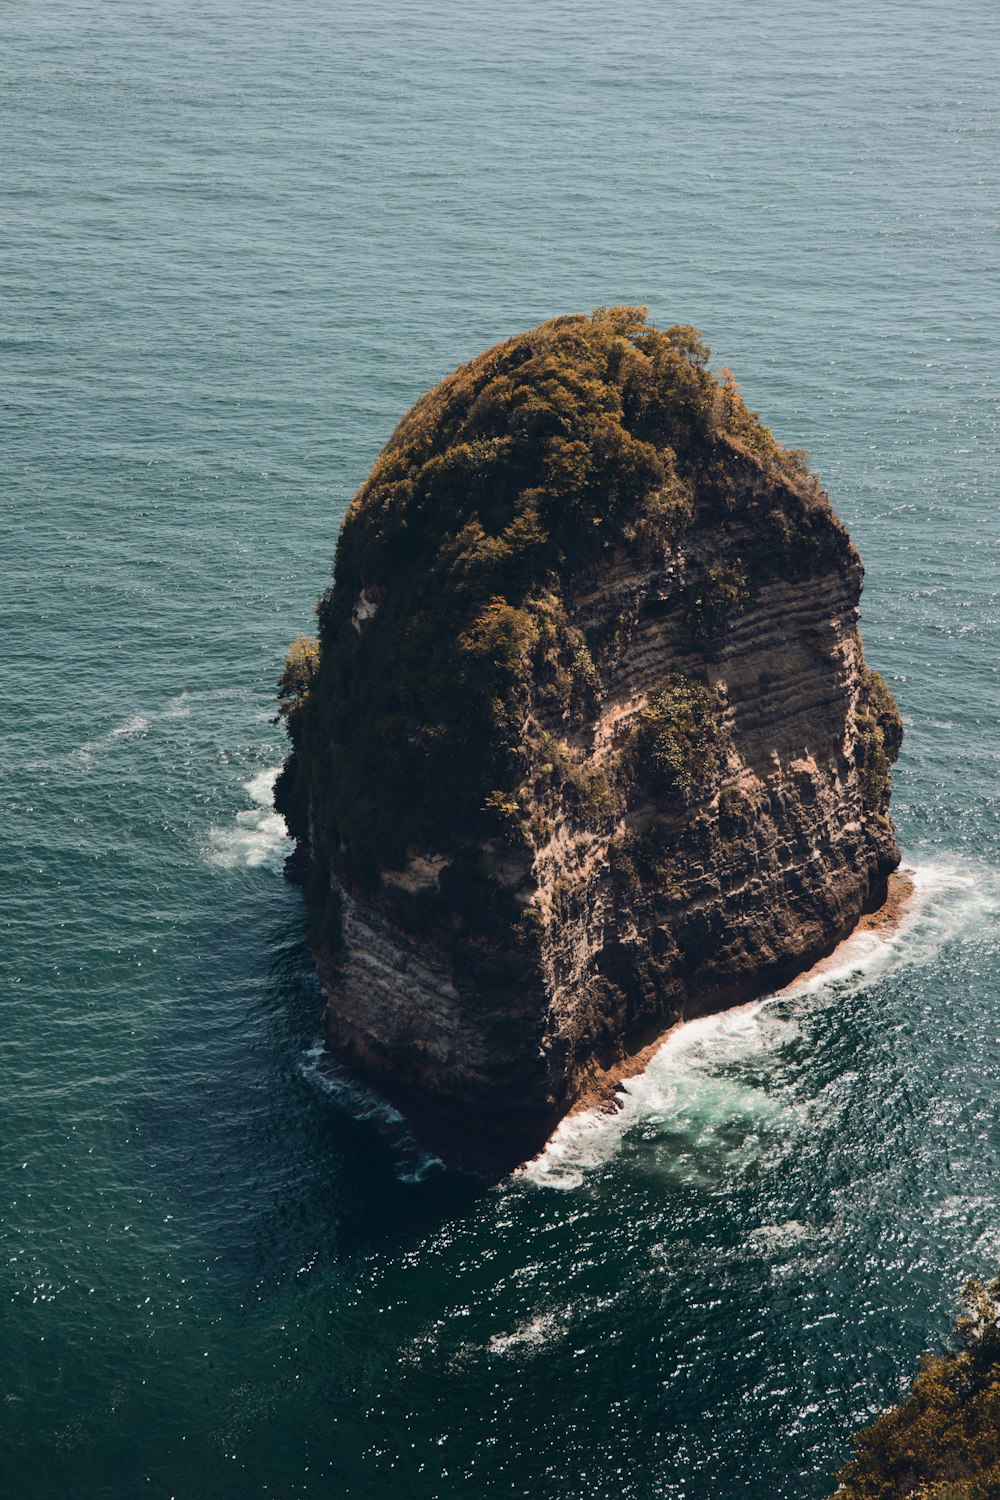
205,767 -> 290,871
521,859 -> 999,1190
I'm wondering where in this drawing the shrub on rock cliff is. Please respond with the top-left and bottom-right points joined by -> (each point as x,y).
834,1277 -> 1000,1500
277,635 -> 319,718
856,665 -> 905,817
630,675 -> 720,800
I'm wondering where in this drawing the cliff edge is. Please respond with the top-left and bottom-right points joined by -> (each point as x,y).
275,308 -> 902,1173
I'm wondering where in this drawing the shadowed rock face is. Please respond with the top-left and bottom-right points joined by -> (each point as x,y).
276,309 -> 901,1174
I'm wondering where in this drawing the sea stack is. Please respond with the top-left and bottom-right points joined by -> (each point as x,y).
275,309 -> 902,1173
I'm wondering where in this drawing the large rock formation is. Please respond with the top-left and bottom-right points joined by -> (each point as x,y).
275,309 -> 902,1173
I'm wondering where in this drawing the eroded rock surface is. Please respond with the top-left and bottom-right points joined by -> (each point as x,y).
276,309 -> 902,1173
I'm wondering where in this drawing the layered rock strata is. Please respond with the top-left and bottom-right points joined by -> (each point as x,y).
276,309 -> 902,1173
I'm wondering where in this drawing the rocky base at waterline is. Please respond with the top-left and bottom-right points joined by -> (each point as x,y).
276,308 -> 903,1175
565,866 -> 914,1123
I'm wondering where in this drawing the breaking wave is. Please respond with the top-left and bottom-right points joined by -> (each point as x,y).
522,859 -> 1000,1191
205,766 -> 291,871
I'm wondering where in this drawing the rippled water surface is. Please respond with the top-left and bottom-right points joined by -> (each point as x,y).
3,2 -> 999,1496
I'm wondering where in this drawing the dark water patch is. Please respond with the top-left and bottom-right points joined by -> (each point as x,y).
129,895 -> 480,1302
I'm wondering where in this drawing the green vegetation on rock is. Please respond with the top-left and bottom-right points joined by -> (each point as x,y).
275,308 -> 869,949
683,559 -> 751,645
834,1277 -> 1000,1500
856,665 -> 904,816
276,635 -> 319,718
629,675 -> 720,801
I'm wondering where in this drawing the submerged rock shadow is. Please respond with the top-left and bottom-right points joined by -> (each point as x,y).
128,879 -> 482,1305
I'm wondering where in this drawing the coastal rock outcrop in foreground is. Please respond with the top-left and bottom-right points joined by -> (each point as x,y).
276,309 -> 902,1173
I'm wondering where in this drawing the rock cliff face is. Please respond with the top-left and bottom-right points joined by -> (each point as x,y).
276,309 -> 902,1173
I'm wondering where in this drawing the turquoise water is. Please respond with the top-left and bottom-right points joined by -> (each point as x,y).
3,1 -> 999,1495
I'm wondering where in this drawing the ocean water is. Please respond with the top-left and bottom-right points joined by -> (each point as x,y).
2,1 -> 999,1496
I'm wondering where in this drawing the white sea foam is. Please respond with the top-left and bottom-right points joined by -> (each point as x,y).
299,1040 -> 408,1128
522,1000 -> 795,1191
487,1312 -> 562,1355
522,859 -> 999,1190
746,1219 -> 823,1257
205,766 -> 291,871
109,713 -> 150,739
73,713 -> 151,764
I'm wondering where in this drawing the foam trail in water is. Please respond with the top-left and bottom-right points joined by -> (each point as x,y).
73,713 -> 151,765
487,1312 -> 563,1355
20,697 -> 196,774
522,859 -> 1000,1190
206,767 -> 291,871
299,1042 -> 444,1183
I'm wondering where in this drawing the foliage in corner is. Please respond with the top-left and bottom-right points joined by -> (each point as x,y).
834,1275 -> 1000,1500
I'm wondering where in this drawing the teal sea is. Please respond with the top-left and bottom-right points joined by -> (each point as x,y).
3,2 -> 999,1495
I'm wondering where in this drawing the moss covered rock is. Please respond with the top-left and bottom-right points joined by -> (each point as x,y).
834,1278 -> 1000,1500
